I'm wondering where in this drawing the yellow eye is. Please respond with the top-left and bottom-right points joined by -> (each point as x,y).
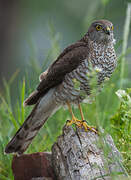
111,26 -> 114,30
96,25 -> 102,31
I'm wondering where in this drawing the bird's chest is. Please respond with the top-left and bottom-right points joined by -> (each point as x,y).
90,42 -> 117,83
54,43 -> 117,104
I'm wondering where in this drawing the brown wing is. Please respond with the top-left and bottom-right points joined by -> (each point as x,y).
24,41 -> 89,106
37,41 -> 89,91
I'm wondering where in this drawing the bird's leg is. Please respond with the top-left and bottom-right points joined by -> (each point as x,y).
66,102 -> 81,127
78,103 -> 98,133
66,102 -> 97,133
78,103 -> 85,121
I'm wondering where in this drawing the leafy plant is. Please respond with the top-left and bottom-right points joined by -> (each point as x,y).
0,3 -> 131,180
111,89 -> 131,175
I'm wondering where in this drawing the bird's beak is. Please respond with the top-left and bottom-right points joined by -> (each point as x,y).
104,26 -> 110,35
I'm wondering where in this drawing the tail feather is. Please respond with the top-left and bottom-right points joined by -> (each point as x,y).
5,88 -> 59,155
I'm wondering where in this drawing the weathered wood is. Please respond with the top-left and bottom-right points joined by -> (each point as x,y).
11,125 -> 126,180
51,125 -> 125,180
12,152 -> 55,180
32,178 -> 52,180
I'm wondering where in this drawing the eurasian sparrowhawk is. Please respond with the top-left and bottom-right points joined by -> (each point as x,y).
5,19 -> 117,155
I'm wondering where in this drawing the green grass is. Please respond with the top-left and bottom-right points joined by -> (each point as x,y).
0,6 -> 131,180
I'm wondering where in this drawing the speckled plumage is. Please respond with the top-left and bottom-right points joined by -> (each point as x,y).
5,20 -> 117,155
54,39 -> 117,104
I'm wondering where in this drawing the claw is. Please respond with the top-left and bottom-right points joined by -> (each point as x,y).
81,120 -> 98,133
66,116 -> 82,127
66,102 -> 98,133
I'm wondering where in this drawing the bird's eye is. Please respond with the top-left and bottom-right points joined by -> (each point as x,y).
111,26 -> 114,30
96,25 -> 102,31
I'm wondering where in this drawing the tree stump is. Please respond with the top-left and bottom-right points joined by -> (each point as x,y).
12,125 -> 126,180
51,125 -> 126,180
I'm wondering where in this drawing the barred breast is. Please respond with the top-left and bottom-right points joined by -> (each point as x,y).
54,42 -> 117,105
90,41 -> 117,85
54,58 -> 91,104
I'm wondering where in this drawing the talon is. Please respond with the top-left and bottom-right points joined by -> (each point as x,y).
66,102 -> 98,133
66,120 -> 70,124
66,102 -> 82,127
66,120 -> 73,126
81,120 -> 98,133
66,116 -> 82,127
87,126 -> 98,133
82,121 -> 88,131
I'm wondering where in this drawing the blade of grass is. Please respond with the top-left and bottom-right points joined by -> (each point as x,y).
120,3 -> 131,88
2,79 -> 11,108
0,95 -> 18,130
8,69 -> 20,86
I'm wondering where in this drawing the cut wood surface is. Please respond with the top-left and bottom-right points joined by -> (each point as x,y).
52,125 -> 126,180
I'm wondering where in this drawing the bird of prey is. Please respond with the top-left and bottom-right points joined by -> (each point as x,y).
5,19 -> 117,155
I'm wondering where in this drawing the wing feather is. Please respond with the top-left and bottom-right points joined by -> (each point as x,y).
24,41 -> 89,105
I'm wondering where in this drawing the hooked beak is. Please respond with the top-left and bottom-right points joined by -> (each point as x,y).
104,26 -> 110,35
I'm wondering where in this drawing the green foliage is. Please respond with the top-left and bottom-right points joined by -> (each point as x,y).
101,0 -> 110,6
0,4 -> 131,180
111,89 -> 131,174
120,3 -> 131,88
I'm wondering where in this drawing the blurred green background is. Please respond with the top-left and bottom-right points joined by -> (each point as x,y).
0,0 -> 131,89
0,0 -> 131,179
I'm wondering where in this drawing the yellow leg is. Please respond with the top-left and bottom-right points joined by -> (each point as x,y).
66,102 -> 82,127
82,120 -> 98,133
66,102 -> 98,133
78,103 -> 98,133
78,103 -> 84,120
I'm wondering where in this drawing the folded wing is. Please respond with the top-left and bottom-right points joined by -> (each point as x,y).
24,41 -> 89,106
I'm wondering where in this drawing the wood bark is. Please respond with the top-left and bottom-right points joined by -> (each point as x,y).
51,125 -> 126,180
12,125 -> 126,180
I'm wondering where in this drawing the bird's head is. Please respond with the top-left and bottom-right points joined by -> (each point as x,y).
87,20 -> 114,44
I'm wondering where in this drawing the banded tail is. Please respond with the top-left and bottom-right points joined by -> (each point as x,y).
5,88 -> 59,155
